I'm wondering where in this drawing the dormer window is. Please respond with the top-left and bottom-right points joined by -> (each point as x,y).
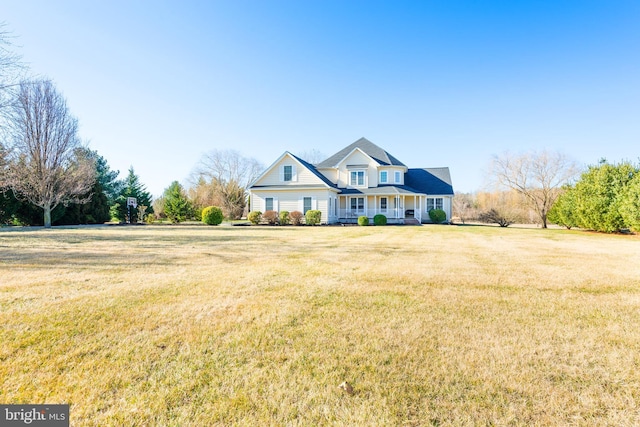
380,171 -> 388,184
350,170 -> 365,187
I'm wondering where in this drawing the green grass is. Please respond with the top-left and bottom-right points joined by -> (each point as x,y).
1,225 -> 639,425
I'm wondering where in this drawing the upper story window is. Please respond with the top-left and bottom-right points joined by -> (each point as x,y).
350,170 -> 365,187
283,165 -> 293,181
394,171 -> 402,184
380,171 -> 388,184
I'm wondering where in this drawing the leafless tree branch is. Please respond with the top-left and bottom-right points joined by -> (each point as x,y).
490,150 -> 581,228
4,79 -> 95,227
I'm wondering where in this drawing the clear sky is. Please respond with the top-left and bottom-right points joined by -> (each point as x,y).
4,1 -> 640,196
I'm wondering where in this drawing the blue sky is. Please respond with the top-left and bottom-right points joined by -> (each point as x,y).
4,1 -> 640,196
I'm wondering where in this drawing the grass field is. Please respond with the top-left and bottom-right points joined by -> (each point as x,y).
1,224 -> 639,426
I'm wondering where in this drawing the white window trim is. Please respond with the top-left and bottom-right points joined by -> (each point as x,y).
281,164 -> 297,182
394,171 -> 401,184
380,197 -> 388,211
350,197 -> 365,213
379,170 -> 388,184
426,197 -> 444,212
350,170 -> 366,187
302,196 -> 315,214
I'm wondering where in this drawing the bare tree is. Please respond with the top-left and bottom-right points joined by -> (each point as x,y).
1,23 -> 24,186
452,192 -> 479,224
295,149 -> 326,165
191,149 -> 263,219
4,80 -> 95,227
0,23 -> 25,110
489,150 -> 580,228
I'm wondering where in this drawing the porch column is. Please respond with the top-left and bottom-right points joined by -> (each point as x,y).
403,195 -> 406,218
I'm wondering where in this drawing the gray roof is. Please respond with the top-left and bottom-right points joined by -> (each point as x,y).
405,168 -> 454,195
316,137 -> 406,168
289,152 -> 337,188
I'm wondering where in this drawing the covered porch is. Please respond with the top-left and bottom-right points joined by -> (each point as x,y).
338,188 -> 424,224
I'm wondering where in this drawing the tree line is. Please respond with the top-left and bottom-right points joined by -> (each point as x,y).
0,25 -> 263,227
2,24 -> 638,232
454,153 -> 640,233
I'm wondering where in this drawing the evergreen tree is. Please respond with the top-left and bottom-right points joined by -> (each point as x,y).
111,167 -> 153,223
547,185 -> 579,229
572,160 -> 637,232
0,189 -> 20,225
93,150 -> 123,205
619,173 -> 640,232
163,181 -> 193,223
54,149 -> 114,224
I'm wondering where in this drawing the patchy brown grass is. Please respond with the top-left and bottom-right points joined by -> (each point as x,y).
1,224 -> 639,425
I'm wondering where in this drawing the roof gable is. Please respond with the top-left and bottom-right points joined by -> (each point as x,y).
249,151 -> 336,189
316,137 -> 406,168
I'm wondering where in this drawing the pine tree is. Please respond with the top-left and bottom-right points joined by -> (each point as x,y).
110,167 -> 153,223
163,181 -> 193,223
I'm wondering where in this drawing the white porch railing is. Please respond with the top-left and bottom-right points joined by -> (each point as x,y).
338,208 -> 410,220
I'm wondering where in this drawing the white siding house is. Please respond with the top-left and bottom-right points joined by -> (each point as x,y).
249,138 -> 454,224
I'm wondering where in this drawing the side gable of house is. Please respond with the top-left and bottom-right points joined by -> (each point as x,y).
250,152 -> 334,188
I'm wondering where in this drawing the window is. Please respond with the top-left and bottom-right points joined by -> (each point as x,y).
380,197 -> 387,211
380,171 -> 388,184
426,197 -> 443,211
350,197 -> 364,212
350,170 -> 365,186
283,165 -> 293,182
303,197 -> 312,214
265,197 -> 273,211
394,171 -> 401,183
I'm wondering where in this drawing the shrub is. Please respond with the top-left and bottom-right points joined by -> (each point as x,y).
358,216 -> 369,226
479,209 -> 512,227
305,210 -> 321,225
263,210 -> 279,225
548,188 -> 579,229
279,210 -> 290,225
373,214 -> 387,226
290,211 -> 304,226
202,206 -> 224,225
248,211 -> 262,225
428,208 -> 447,224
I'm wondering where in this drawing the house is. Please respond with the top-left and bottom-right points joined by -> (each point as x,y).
248,138 -> 454,224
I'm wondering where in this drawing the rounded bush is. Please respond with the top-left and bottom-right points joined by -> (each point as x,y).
373,214 -> 387,226
248,211 -> 262,225
290,211 -> 304,226
305,210 -> 322,226
263,210 -> 279,225
279,210 -> 290,225
202,206 -> 223,225
358,216 -> 369,226
428,208 -> 447,224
